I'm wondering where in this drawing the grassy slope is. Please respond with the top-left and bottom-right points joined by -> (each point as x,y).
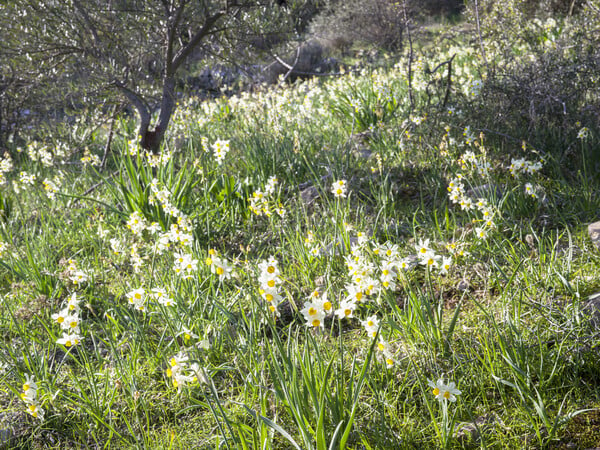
1,14 -> 600,450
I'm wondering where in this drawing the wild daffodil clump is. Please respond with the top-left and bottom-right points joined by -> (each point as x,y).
1,11 -> 600,449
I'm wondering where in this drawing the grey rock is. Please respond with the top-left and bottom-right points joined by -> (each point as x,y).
457,279 -> 470,291
300,185 -> 320,206
455,413 -> 502,443
588,221 -> 600,249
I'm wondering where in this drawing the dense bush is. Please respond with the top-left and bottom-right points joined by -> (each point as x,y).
309,0 -> 405,51
460,0 -> 600,175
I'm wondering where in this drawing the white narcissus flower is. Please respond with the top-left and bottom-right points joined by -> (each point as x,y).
428,378 -> 461,402
331,179 -> 347,198
301,302 -> 325,328
361,314 -> 380,338
335,298 -> 357,319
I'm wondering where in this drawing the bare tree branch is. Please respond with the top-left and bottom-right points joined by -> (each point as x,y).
171,12 -> 225,72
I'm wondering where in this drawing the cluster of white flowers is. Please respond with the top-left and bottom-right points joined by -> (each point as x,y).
447,178 -> 499,239
361,314 -> 380,338
153,219 -> 193,255
126,211 -> 149,236
331,179 -> 348,198
257,256 -> 283,315
127,139 -> 141,156
468,79 -> 483,97
463,126 -> 477,145
415,239 -> 453,273
303,231 -> 321,257
52,293 -> 83,347
0,153 -> 13,185
149,178 -> 182,218
459,150 -> 491,177
509,157 -> 543,177
166,352 -> 206,391
42,175 -> 62,200
80,149 -> 102,166
173,251 -> 198,279
129,243 -> 145,273
20,374 -> 44,420
25,142 -> 54,167
428,378 -> 461,402
300,288 -> 331,328
212,139 -> 230,165
66,259 -> 89,285
19,171 -> 36,185
126,287 -> 147,311
0,241 -> 8,257
126,286 -> 176,312
206,249 -> 233,281
109,237 -> 126,257
524,182 -> 540,199
249,176 -> 285,217
577,127 -> 589,140
146,149 -> 172,168
376,339 -> 397,368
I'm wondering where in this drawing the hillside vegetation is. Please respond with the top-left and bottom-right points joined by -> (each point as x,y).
1,2 -> 599,448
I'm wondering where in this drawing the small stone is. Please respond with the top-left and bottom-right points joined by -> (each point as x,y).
588,221 -> 600,249
300,185 -> 320,206
352,146 -> 372,159
455,413 -> 502,444
457,279 -> 470,291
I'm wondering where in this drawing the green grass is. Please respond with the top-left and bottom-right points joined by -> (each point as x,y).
1,16 -> 600,450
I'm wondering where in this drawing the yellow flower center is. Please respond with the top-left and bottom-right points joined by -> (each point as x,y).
265,293 -> 273,302
267,266 -> 275,273
433,388 -> 440,396
323,301 -> 331,310
267,279 -> 275,288
344,309 -> 352,316
216,267 -> 224,275
312,319 -> 320,327
308,307 -> 317,316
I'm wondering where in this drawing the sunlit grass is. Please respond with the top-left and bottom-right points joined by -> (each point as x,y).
1,18 -> 600,449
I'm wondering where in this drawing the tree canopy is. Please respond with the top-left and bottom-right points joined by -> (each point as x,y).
0,0 -> 304,151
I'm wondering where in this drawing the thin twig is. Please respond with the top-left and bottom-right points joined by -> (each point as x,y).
82,170 -> 119,197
